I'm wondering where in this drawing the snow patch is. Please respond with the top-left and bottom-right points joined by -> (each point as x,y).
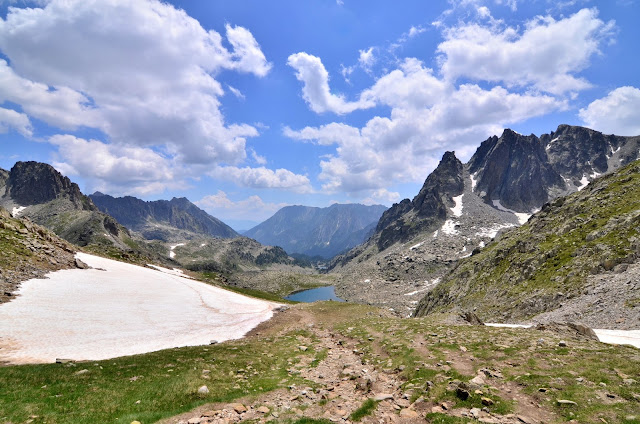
410,242 -> 423,250
441,219 -> 460,235
470,173 -> 478,192
590,170 -> 601,180
432,230 -> 438,238
475,223 -> 515,239
492,200 -> 531,225
147,264 -> 191,279
0,253 -> 280,364
404,277 -> 441,296
451,194 -> 463,217
169,243 -> 185,259
11,206 -> 26,217
577,175 -> 590,191
200,243 -> 206,247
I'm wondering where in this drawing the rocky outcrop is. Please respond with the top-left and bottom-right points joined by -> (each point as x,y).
4,161 -> 95,210
244,204 -> 387,259
376,151 -> 464,250
90,193 -> 238,241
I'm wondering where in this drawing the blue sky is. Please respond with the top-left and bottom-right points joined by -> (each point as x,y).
0,0 -> 638,230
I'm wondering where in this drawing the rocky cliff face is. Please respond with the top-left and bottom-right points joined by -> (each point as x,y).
0,162 -> 134,250
3,162 -> 95,211
376,151 -> 464,250
244,203 -> 387,259
90,193 -> 238,241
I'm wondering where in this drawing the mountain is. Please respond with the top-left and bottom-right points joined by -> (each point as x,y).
329,125 -> 640,316
414,158 -> 640,329
244,203 -> 387,259
0,161 -> 134,250
89,192 -> 237,241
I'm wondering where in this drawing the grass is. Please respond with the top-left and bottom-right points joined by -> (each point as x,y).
349,398 -> 378,421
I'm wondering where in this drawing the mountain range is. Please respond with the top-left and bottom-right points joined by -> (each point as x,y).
244,204 -> 387,259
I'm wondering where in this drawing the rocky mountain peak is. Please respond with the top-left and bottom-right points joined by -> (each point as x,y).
5,161 -> 95,211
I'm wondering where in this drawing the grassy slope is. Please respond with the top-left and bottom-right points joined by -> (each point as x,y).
415,160 -> 640,320
1,303 -> 639,424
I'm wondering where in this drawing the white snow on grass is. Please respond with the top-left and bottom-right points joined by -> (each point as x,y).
11,206 -> 26,217
492,200 -> 531,225
0,253 -> 280,364
169,243 -> 185,258
486,324 -> 640,348
451,194 -> 463,217
441,219 -> 459,235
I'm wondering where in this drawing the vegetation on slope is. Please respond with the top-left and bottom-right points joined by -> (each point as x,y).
415,160 -> 640,321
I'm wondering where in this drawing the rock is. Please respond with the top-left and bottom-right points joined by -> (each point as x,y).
74,369 -> 89,375
517,415 -> 536,424
399,409 -> 419,418
460,311 -> 484,325
481,397 -> 494,406
231,403 -> 247,413
197,385 -> 209,395
74,258 -> 90,269
256,406 -> 270,414
209,340 -> 218,345
298,345 -> 308,352
557,399 -> 577,406
374,393 -> 394,401
534,322 -> 599,341
558,340 -> 567,347
456,386 -> 470,400
55,358 -> 74,364
131,421 -> 141,424
187,418 -> 202,424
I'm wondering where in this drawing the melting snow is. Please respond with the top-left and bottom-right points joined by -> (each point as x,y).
147,264 -> 191,279
403,278 -> 441,296
441,219 -> 460,235
451,194 -> 463,217
11,206 -> 26,217
432,230 -> 438,238
492,200 -> 531,225
470,173 -> 478,192
475,223 -> 515,239
0,253 -> 280,364
169,243 -> 185,259
410,242 -> 424,250
577,175 -> 590,191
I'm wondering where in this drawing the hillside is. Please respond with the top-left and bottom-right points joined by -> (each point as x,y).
329,125 -> 640,316
90,193 -> 238,241
415,159 -> 640,328
244,203 -> 387,258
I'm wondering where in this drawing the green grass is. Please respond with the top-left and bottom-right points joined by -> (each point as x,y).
349,398 -> 378,421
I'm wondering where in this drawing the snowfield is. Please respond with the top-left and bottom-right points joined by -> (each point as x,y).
0,253 -> 280,364
486,324 -> 640,348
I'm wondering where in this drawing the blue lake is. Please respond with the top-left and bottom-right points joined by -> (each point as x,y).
284,286 -> 346,302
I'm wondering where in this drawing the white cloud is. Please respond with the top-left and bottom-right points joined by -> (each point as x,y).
0,107 -> 32,136
286,58 -> 564,196
579,86 -> 640,136
437,8 -> 615,94
227,85 -> 246,100
0,0 -> 271,168
249,148 -> 267,165
495,0 -> 517,11
196,191 -> 288,222
208,166 -> 313,193
48,134 -> 180,196
408,25 -> 426,38
363,188 -> 401,205
477,6 -> 492,18
287,52 -> 375,114
358,47 -> 376,72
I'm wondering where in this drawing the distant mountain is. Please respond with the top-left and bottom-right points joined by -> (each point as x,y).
0,161 -> 133,250
415,158 -> 640,328
244,203 -> 387,259
329,125 -> 640,316
89,193 -> 238,241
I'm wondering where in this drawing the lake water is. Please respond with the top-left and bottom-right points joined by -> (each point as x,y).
284,286 -> 346,302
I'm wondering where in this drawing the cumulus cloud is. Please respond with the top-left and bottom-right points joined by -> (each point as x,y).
437,8 -> 615,94
0,0 -> 271,168
286,55 -> 563,196
196,191 -> 288,222
48,134 -> 180,195
579,86 -> 640,136
287,52 -> 375,114
208,166 -> 313,193
0,107 -> 32,137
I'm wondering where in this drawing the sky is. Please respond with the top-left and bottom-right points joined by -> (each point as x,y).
0,0 -> 638,230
